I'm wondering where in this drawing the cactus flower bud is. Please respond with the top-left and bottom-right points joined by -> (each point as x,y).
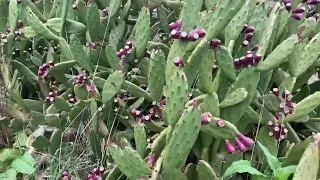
173,57 -> 184,67
291,13 -> 304,20
237,132 -> 254,147
225,140 -> 236,154
235,137 -> 248,152
292,7 -> 305,13
216,119 -> 226,127
201,112 -> 212,125
209,39 -> 221,48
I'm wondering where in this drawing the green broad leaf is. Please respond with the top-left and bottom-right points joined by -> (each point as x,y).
222,160 -> 265,178
11,152 -> 36,175
257,141 -> 281,172
0,148 -> 21,162
13,131 -> 28,147
275,165 -> 297,180
0,168 -> 17,180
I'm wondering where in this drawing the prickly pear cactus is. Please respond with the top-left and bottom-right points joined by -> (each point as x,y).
1,0 -> 320,179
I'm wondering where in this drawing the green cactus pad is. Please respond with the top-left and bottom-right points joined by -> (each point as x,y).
291,32 -> 320,77
0,0 -> 8,32
69,35 -> 93,73
49,129 -> 62,156
8,0 -> 18,32
161,167 -> 188,180
25,7 -> 59,40
89,98 -> 99,132
11,60 -> 37,81
197,160 -> 219,180
58,38 -> 73,62
150,128 -> 167,156
148,49 -> 166,101
201,117 -> 238,140
198,48 -> 214,94
206,0 -> 245,40
105,45 -> 119,70
29,111 -> 45,129
214,46 -> 236,81
220,67 -> 260,125
292,142 -> 319,180
256,34 -> 298,71
284,91 -> 320,123
108,144 -> 151,179
180,0 -> 202,31
86,3 -> 100,41
45,18 -> 87,34
109,20 -> 126,47
219,88 -> 248,109
164,70 -> 189,126
163,106 -> 202,168
134,123 -> 147,158
102,71 -> 125,104
122,80 -> 153,102
224,0 -> 254,44
52,96 -> 71,112
135,7 -> 150,59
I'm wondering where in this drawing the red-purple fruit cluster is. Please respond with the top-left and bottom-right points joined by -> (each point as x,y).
38,61 -> 55,81
87,167 -> 104,180
201,112 -> 212,125
240,24 -> 255,47
116,41 -> 134,60
131,99 -> 165,122
147,154 -> 157,167
225,132 -> 255,154
173,57 -> 184,67
267,88 -> 296,140
68,94 -> 77,104
86,42 -> 108,48
169,19 -> 206,41
62,171 -> 72,180
45,91 -> 57,102
234,50 -> 262,69
209,39 -> 221,49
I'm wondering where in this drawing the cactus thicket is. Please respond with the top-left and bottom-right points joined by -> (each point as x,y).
1,0 -> 320,179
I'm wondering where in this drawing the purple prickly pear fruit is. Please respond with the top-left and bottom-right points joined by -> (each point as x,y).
292,7 -> 305,13
175,19 -> 182,28
225,140 -> 236,154
241,24 -> 248,33
275,113 -> 284,120
209,39 -> 221,48
195,29 -> 206,38
49,96 -> 55,102
126,41 -> 133,48
17,20 -> 24,29
48,60 -> 55,66
244,26 -> 255,33
285,3 -> 292,11
237,132 -> 254,147
282,90 -> 291,99
72,4 -> 77,9
147,154 -> 157,167
170,29 -> 181,39
307,0 -> 320,5
87,173 -> 94,180
283,0 -> 292,4
245,32 -> 253,41
144,114 -> 151,121
239,56 -> 248,67
201,112 -> 212,125
173,57 -> 184,67
216,119 -> 226,127
116,51 -> 122,57
169,22 -> 178,31
86,84 -> 94,93
212,65 -> 219,72
287,101 -> 296,108
268,121 -> 274,127
179,31 -> 188,40
246,53 -> 254,65
234,58 -> 241,69
253,54 -> 262,64
242,40 -> 249,47
291,13 -> 304,20
235,137 -> 248,152
251,45 -> 259,52
188,32 -> 199,41
102,8 -> 108,17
